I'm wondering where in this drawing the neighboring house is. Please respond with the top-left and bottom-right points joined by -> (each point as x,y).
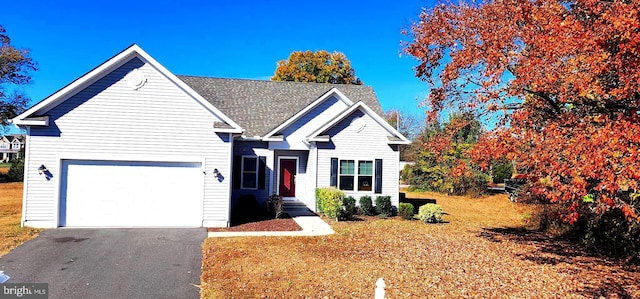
0,134 -> 25,163
11,45 -> 410,228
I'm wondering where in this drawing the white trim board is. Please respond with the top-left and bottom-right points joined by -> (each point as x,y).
12,44 -> 243,133
262,88 -> 353,139
306,101 -> 411,144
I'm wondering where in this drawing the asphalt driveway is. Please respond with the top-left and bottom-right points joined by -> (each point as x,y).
0,228 -> 206,299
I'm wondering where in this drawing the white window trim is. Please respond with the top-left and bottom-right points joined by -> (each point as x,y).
338,159 -> 375,192
240,155 -> 259,190
339,160 -> 355,191
357,160 -> 374,192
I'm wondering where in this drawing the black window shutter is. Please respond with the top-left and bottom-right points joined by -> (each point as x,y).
258,156 -> 266,190
233,155 -> 241,189
330,158 -> 338,187
375,159 -> 383,194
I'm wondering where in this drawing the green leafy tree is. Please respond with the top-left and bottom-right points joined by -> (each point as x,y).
406,112 -> 489,196
272,50 -> 362,84
7,148 -> 25,182
0,25 -> 37,128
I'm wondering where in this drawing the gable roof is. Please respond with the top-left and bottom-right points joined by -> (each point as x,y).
3,134 -> 25,143
307,101 -> 411,144
12,45 -> 242,133
177,76 -> 383,137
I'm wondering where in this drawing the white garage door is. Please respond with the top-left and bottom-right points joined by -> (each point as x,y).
59,160 -> 203,227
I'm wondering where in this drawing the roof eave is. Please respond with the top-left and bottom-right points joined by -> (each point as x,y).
262,88 -> 354,139
12,116 -> 50,127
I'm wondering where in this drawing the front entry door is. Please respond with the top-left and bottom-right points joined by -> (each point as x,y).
279,159 -> 296,197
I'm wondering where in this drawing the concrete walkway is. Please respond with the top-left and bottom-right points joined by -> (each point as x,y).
207,201 -> 334,238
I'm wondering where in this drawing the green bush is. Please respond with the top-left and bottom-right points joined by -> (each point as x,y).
359,195 -> 375,216
419,204 -> 444,223
451,170 -> 490,197
537,197 -> 640,262
491,159 -> 513,184
7,158 -> 24,182
400,163 -> 414,183
375,195 -> 393,216
338,196 -> 357,221
398,202 -> 415,220
404,163 -> 490,197
577,205 -> 640,262
267,194 -> 284,219
315,187 -> 344,220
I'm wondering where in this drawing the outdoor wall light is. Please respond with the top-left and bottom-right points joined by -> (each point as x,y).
38,165 -> 47,175
213,168 -> 220,176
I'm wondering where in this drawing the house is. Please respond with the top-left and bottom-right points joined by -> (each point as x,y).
0,134 -> 25,163
11,45 -> 410,228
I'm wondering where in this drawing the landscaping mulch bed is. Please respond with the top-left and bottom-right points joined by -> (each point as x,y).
207,213 -> 302,232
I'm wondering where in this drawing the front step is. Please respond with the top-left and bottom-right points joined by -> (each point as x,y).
282,200 -> 317,217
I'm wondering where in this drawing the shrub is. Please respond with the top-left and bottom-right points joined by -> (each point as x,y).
400,163 -> 414,183
359,195 -> 375,216
491,159 -> 513,184
451,170 -> 490,197
404,163 -> 490,197
375,195 -> 393,216
338,196 -> 357,221
419,204 -> 444,223
315,187 -> 344,220
398,203 -> 415,220
576,205 -> 640,262
534,192 -> 640,262
7,158 -> 24,182
267,194 -> 284,219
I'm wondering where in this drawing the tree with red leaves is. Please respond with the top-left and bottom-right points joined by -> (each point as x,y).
404,0 -> 640,226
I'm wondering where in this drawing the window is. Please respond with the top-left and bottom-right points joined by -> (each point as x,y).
358,161 -> 373,191
0,143 -> 6,149
11,142 -> 20,149
337,159 -> 374,192
241,156 -> 258,189
339,160 -> 355,190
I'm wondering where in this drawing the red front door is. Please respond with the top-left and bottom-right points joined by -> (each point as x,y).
279,159 -> 296,197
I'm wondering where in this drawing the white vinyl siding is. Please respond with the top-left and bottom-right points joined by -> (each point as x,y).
316,110 -> 401,207
231,141 -> 273,206
270,95 -> 348,150
23,57 -> 232,228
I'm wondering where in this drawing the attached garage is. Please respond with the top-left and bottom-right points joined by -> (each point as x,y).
59,160 -> 204,227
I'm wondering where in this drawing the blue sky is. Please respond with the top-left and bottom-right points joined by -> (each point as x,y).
2,0 -> 434,133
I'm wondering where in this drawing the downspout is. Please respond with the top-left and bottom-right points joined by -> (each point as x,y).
20,126 -> 30,227
313,141 -> 319,212
227,132 -> 234,227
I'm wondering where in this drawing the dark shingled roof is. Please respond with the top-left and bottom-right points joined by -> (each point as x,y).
177,76 -> 383,136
